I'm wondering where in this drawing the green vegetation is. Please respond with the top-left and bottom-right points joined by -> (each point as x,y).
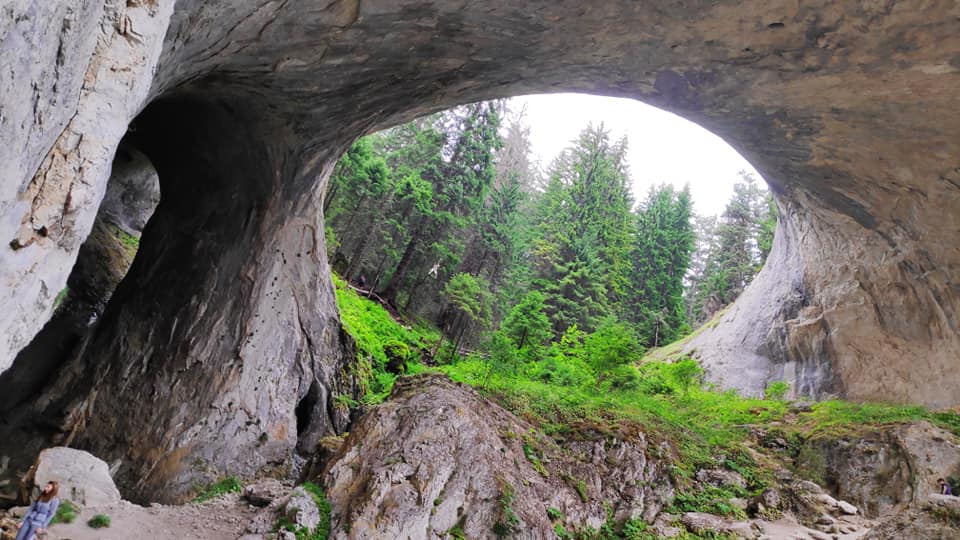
323,104 -> 960,538
326,105 -> 779,364
575,479 -> 589,503
333,273 -> 438,403
493,480 -> 520,537
87,514 -> 111,528
192,476 -> 242,503
110,223 -> 141,254
685,174 -> 775,326
336,274 -> 960,535
447,524 -> 467,539
50,499 -> 78,524
764,381 -> 790,401
276,482 -> 332,540
53,287 -> 70,311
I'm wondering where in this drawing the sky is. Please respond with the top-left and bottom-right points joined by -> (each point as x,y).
509,93 -> 763,217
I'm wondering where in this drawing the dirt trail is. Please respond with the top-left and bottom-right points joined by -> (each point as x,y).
43,493 -> 258,540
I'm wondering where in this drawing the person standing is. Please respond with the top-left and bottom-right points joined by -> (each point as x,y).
15,481 -> 60,540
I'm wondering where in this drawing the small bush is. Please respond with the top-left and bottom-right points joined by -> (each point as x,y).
670,358 -> 704,394
87,514 -> 111,528
575,480 -> 588,503
765,381 -> 790,401
50,499 -> 78,524
193,476 -> 243,503
546,506 -> 563,521
606,364 -> 642,391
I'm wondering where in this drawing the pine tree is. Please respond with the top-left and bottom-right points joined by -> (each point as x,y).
628,184 -> 696,347
529,123 -> 634,335
499,290 -> 552,360
685,172 -> 776,324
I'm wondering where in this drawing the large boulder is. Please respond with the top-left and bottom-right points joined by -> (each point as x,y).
322,374 -> 674,538
31,447 -> 120,507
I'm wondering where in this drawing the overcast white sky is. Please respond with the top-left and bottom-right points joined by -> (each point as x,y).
510,93 -> 763,217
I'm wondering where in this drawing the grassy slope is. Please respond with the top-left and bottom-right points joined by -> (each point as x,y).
333,276 -> 960,534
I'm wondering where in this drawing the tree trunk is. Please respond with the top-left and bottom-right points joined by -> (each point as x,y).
381,221 -> 422,302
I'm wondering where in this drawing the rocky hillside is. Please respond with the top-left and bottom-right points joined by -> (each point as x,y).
313,374 -> 960,539
3,371 -> 960,539
322,374 -> 673,537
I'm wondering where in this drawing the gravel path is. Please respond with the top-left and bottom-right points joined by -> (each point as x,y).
43,493 -> 259,540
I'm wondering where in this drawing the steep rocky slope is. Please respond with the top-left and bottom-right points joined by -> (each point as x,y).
322,374 -> 674,537
316,374 -> 960,539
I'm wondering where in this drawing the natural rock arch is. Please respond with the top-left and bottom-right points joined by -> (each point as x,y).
1,1 -> 958,501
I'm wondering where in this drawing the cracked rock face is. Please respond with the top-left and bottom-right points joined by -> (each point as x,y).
0,0 -> 958,498
322,375 -> 674,538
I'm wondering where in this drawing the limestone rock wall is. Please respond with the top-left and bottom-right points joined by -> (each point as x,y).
0,0 -> 174,370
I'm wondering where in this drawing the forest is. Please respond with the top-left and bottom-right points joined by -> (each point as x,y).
320,102 -> 960,538
323,100 -> 777,366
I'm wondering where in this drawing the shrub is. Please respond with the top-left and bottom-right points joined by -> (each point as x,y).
670,358 -> 704,394
50,499 -> 78,524
765,381 -> 790,401
584,318 -> 642,385
192,476 -> 243,503
606,364 -> 642,391
529,355 -> 594,388
87,514 -> 111,528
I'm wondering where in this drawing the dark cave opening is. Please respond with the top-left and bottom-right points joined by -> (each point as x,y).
0,139 -> 160,416
295,384 -> 321,438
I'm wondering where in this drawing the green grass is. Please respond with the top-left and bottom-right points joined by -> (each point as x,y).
641,307 -> 730,364
192,476 -> 243,503
333,274 -> 960,532
50,499 -> 78,524
87,514 -> 111,528
110,223 -> 140,253
333,274 -> 440,404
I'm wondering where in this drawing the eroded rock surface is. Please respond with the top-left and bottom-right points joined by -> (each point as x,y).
322,374 -> 674,538
797,421 -> 960,518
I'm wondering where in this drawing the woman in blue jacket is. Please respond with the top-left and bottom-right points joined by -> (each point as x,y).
16,481 -> 60,540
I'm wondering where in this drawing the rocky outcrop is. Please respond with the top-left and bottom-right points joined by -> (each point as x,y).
796,421 -> 960,518
321,374 -> 674,538
864,494 -> 960,540
0,141 -> 159,420
0,0 -> 959,500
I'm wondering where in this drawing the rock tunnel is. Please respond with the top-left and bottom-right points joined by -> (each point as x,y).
1,0 -> 958,501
